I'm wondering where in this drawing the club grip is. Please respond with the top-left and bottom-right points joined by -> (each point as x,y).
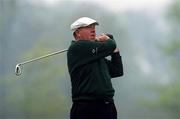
105,34 -> 113,39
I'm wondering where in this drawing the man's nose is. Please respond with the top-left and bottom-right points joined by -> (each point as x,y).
91,30 -> 95,33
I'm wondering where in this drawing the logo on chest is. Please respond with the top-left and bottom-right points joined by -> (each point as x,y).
92,47 -> 98,54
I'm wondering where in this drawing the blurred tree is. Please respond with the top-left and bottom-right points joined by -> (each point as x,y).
0,0 -> 18,118
168,0 -> 180,25
5,42 -> 69,119
147,0 -> 180,119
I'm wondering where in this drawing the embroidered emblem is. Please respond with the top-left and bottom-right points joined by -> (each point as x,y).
92,47 -> 98,54
92,49 -> 96,53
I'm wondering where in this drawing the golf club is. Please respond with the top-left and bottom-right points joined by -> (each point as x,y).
15,48 -> 68,76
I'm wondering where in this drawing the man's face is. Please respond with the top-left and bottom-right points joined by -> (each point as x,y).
75,24 -> 96,41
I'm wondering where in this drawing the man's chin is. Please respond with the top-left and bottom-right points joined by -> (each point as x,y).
90,38 -> 96,41
90,36 -> 96,40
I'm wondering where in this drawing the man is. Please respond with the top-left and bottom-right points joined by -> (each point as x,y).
67,17 -> 123,119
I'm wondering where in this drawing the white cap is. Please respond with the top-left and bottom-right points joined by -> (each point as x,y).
70,17 -> 99,31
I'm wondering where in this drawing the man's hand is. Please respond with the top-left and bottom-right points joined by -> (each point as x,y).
96,34 -> 110,42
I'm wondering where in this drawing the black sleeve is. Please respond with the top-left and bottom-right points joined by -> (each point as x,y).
70,39 -> 116,65
67,39 -> 117,74
105,52 -> 124,78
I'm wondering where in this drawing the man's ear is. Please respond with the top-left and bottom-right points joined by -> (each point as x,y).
76,30 -> 81,37
74,30 -> 81,39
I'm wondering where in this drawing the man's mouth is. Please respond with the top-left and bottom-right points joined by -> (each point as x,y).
91,32 -> 96,36
91,34 -> 95,37
90,31 -> 96,38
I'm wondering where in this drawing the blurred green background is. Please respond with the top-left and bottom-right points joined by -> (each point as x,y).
0,0 -> 180,119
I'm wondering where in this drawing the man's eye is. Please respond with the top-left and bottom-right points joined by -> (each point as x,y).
87,25 -> 95,28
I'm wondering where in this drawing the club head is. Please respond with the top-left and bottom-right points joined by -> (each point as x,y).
15,65 -> 22,76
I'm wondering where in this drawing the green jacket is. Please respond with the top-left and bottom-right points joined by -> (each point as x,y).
67,38 -> 123,102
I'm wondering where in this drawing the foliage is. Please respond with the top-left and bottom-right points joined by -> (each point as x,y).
145,0 -> 180,118
168,0 -> 180,25
164,40 -> 180,76
3,42 -> 69,119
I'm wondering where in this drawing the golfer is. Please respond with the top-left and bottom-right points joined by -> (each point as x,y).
67,17 -> 124,119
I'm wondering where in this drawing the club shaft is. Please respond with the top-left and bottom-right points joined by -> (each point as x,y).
17,49 -> 68,66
